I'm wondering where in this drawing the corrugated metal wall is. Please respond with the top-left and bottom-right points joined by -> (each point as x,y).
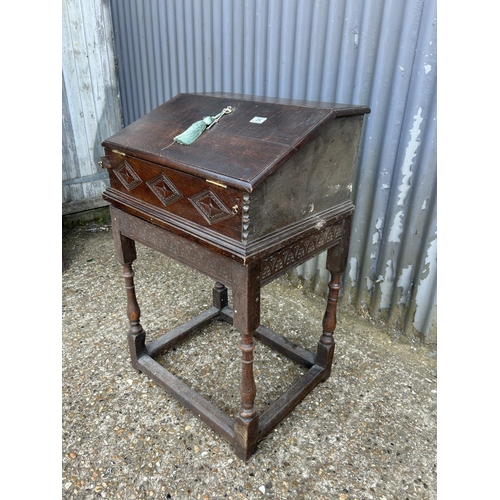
62,0 -> 123,215
108,0 -> 437,343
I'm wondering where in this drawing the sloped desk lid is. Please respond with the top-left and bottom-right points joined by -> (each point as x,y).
102,92 -> 370,192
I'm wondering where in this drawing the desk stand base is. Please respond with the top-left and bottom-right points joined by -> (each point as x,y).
133,304 -> 331,460
111,206 -> 350,461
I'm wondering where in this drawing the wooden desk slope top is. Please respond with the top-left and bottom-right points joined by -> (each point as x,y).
101,92 -> 370,460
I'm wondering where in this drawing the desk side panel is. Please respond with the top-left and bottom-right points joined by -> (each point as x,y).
247,115 -> 363,243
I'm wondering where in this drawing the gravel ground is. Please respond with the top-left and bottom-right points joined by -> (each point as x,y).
62,220 -> 437,500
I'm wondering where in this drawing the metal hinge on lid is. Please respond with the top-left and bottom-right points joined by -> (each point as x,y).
206,179 -> 227,189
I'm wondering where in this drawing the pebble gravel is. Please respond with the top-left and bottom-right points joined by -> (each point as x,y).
62,220 -> 437,499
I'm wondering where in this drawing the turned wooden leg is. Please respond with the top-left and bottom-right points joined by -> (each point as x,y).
316,269 -> 342,379
233,334 -> 259,460
122,262 -> 146,371
238,333 -> 257,420
213,281 -> 228,310
232,265 -> 261,461
110,210 -> 146,371
317,217 -> 352,381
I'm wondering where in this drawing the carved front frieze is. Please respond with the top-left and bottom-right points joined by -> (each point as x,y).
261,222 -> 343,282
118,209 -> 234,284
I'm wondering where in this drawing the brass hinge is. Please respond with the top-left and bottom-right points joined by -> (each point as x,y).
206,179 -> 227,189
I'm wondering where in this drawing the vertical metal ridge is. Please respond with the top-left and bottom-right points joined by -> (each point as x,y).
221,0 -> 233,91
173,0 -> 187,94
266,0 -> 282,97
200,1 -> 212,91
355,0 -> 435,336
293,1 -> 317,100
416,200 -> 437,336
386,74 -> 437,324
401,88 -> 437,335
253,0 -> 268,96
404,176 -> 437,336
231,0 -> 244,93
182,0 -> 195,92
347,0 -> 408,289
126,0 -> 139,125
305,0 -> 330,101
242,0 -> 255,94
346,0 -> 428,306
212,0 -> 223,91
152,1 -> 163,102
277,0 -> 296,98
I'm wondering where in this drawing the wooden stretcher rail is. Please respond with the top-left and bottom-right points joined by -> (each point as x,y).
220,306 -> 316,368
137,355 -> 236,444
258,364 -> 324,439
146,306 -> 221,357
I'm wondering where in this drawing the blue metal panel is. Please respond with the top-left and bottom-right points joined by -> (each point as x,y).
109,0 -> 437,342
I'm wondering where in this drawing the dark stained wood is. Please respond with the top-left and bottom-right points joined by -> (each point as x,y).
102,92 -> 369,248
102,93 -> 369,461
213,282 -> 228,310
231,262 -> 261,459
221,306 -> 315,368
102,93 -> 369,190
258,365 -> 325,440
137,355 -> 235,444
110,205 -> 352,460
105,155 -> 244,241
247,116 -> 363,241
204,91 -> 371,117
254,325 -> 316,369
316,214 -> 352,380
145,307 -> 221,358
102,93 -> 360,190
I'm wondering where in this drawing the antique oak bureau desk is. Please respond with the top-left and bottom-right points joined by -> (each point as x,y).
101,92 -> 370,460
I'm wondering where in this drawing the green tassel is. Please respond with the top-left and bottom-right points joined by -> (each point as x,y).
173,107 -> 232,145
174,116 -> 215,145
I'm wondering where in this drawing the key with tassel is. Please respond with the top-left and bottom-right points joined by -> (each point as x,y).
162,106 -> 233,149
